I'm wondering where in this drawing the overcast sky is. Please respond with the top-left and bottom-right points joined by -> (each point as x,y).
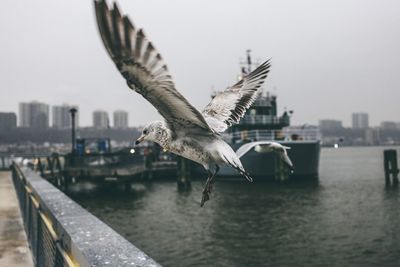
1,0 -> 399,127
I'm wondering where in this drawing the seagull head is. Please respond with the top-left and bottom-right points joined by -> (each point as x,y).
135,121 -> 164,145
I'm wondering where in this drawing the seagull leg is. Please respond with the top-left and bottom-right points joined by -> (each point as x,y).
206,165 -> 219,194
200,165 -> 220,207
200,170 -> 213,207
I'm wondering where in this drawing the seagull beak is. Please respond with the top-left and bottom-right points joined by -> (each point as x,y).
135,135 -> 145,145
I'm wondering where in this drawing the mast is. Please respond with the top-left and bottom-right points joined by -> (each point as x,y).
230,50 -> 290,133
246,49 -> 252,73
240,49 -> 254,77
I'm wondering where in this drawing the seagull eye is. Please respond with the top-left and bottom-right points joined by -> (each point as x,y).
143,129 -> 148,135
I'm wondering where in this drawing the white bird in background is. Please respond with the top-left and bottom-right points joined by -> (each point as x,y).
236,141 -> 294,171
94,0 -> 293,206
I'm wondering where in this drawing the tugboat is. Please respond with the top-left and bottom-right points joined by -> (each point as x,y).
217,51 -> 321,180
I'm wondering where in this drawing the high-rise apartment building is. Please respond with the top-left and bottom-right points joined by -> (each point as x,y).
0,112 -> 17,131
52,104 -> 79,129
352,112 -> 369,129
19,101 -> 49,128
93,110 -> 109,128
113,110 -> 128,128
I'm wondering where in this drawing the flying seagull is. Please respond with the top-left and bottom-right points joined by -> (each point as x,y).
236,141 -> 294,171
94,0 -> 281,206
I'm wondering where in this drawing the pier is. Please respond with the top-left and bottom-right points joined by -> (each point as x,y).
34,149 -> 178,191
5,162 -> 160,266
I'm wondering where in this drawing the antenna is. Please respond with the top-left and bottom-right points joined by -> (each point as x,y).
246,49 -> 252,73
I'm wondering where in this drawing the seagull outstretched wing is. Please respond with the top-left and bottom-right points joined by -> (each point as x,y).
202,60 -> 271,133
94,0 -> 213,135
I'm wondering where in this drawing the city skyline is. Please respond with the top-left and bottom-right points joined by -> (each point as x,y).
3,97 -> 397,128
3,101 -> 132,128
1,0 -> 399,127
1,100 -> 400,129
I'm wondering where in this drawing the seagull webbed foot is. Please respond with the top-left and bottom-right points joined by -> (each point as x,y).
200,165 -> 219,207
200,190 -> 210,207
200,176 -> 214,207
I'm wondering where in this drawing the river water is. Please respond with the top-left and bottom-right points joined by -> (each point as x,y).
71,146 -> 400,267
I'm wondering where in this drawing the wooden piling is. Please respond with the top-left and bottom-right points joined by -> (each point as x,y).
54,154 -> 62,173
143,148 -> 154,181
177,157 -> 191,190
384,149 -> 399,186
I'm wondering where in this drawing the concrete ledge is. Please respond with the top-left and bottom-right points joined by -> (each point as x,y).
14,165 -> 161,267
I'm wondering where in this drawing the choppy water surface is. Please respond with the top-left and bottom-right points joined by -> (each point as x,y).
71,146 -> 400,267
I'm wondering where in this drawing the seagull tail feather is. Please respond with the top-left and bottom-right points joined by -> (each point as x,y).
222,154 -> 253,182
239,169 -> 254,183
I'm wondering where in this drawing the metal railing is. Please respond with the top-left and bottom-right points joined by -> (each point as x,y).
12,164 -> 74,266
0,152 -> 51,171
253,98 -> 274,107
12,162 -> 161,267
225,128 -> 321,143
238,115 -> 289,126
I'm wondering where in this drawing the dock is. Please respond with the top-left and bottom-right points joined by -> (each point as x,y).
0,162 -> 161,266
35,150 -> 178,190
0,171 -> 33,267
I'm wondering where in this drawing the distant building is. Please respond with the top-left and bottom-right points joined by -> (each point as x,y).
365,128 -> 381,145
93,110 -> 109,128
113,110 -> 128,128
380,121 -> 397,130
352,112 -> 369,129
0,112 -> 17,131
19,101 -> 49,128
19,103 -> 29,127
52,104 -> 79,129
319,119 -> 343,131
